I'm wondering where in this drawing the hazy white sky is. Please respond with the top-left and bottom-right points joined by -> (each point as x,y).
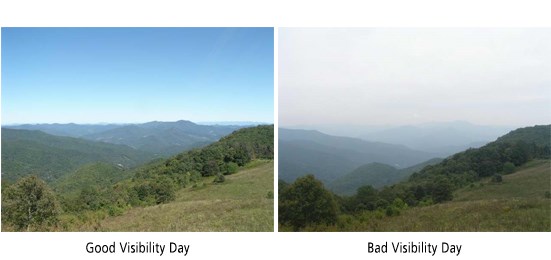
279,28 -> 551,127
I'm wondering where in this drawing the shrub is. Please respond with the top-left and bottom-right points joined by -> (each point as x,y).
2,176 -> 60,231
213,174 -> 225,184
502,162 -> 516,174
224,162 -> 239,175
492,174 -> 503,183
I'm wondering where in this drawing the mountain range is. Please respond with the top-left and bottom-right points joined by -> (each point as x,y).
278,128 -> 437,183
283,121 -> 514,156
4,120 -> 248,156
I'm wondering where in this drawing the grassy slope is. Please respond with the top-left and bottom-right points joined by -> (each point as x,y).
96,160 -> 274,231
341,160 -> 550,231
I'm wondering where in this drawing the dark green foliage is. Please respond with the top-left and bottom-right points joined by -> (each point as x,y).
502,162 -> 515,174
279,175 -> 338,230
77,186 -> 106,211
329,158 -> 443,195
132,175 -> 177,204
492,174 -> 503,183
224,162 -> 239,175
278,179 -> 289,194
213,174 -> 226,184
54,162 -> 131,195
1,176 -> 60,231
545,191 -> 551,199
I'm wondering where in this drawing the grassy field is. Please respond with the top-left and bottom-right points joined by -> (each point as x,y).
85,160 -> 274,231
298,160 -> 550,232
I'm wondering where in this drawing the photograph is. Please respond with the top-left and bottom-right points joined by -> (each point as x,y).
1,27 -> 274,232
278,28 -> 551,231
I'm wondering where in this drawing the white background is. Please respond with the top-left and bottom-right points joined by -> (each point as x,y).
1,0 -> 551,259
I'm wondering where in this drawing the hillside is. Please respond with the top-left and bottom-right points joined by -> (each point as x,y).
328,158 -> 443,195
53,162 -> 132,196
279,128 -> 435,183
66,160 -> 274,231
6,120 -> 245,157
1,128 -> 156,183
330,160 -> 550,231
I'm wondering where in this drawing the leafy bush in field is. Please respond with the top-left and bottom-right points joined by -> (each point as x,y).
224,162 -> 239,175
213,174 -> 225,184
502,162 -> 515,174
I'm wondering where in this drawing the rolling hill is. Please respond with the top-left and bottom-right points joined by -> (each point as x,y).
328,158 -> 443,195
1,128 -> 156,183
335,160 -> 550,231
279,128 -> 435,183
94,160 -> 274,232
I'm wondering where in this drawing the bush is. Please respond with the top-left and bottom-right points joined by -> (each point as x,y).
224,162 -> 239,175
2,176 -> 60,231
213,174 -> 225,184
492,174 -> 503,183
545,191 -> 551,199
385,206 -> 400,216
502,162 -> 516,174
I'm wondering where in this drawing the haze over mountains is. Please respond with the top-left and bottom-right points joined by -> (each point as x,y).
282,121 -> 514,156
279,128 -> 437,184
5,120 -> 250,156
278,121 -> 523,194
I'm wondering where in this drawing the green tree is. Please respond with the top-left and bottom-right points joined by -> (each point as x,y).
430,178 -> 454,203
224,162 -> 239,175
2,176 -> 60,231
279,175 -> 338,230
502,162 -> 515,174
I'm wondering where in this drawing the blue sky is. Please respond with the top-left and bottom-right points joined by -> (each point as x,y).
1,28 -> 274,124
